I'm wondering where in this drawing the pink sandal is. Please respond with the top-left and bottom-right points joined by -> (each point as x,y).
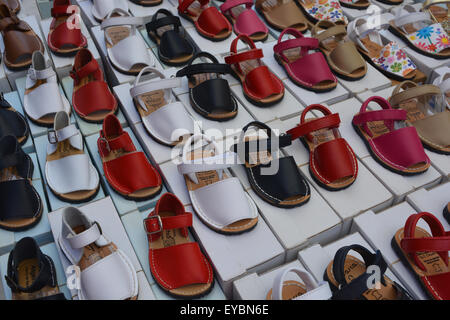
352,96 -> 430,175
220,0 -> 268,42
273,28 -> 337,92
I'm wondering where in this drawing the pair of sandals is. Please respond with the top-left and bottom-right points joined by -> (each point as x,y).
45,111 -> 100,203
98,114 -> 163,201
0,4 -> 44,70
47,0 -> 88,56
270,245 -> 412,300
100,9 -> 155,75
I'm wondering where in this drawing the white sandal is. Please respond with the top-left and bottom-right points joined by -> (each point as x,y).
23,51 -> 71,127
177,134 -> 258,235
267,267 -> 332,300
130,67 -> 195,146
45,111 -> 100,203
100,9 -> 155,75
92,0 -> 129,22
59,206 -> 139,300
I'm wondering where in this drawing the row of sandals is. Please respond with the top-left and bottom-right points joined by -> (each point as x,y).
5,205 -> 450,300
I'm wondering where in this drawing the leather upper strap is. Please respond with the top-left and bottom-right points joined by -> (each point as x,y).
274,28 -> 319,62
312,24 -> 347,44
98,131 -> 135,155
66,222 -> 102,249
0,16 -> 25,32
401,212 -> 450,271
389,81 -> 442,107
28,66 -> 55,81
70,58 -> 100,82
176,52 -> 233,77
146,10 -> 181,33
47,124 -> 78,144
51,4 -> 72,17
220,0 -> 253,13
145,213 -> 193,235
178,0 -> 210,15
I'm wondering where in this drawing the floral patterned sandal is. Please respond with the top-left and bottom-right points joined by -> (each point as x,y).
347,18 -> 417,81
296,0 -> 347,25
423,0 -> 450,34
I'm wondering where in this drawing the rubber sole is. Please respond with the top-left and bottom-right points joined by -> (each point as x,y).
339,1 -> 370,10
49,183 -> 101,204
351,122 -> 429,176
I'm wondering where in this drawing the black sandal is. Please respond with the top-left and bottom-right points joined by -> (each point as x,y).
444,202 -> 450,224
5,237 -> 66,300
232,121 -> 310,208
146,9 -> 195,66
0,93 -> 29,145
176,52 -> 238,121
0,135 -> 42,231
324,244 -> 412,300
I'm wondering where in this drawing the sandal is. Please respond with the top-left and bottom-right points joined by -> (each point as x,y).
352,96 -> 430,175
389,81 -> 450,155
0,0 -> 19,14
274,28 -> 337,93
324,244 -> 413,300
296,0 -> 347,25
392,212 -> 450,300
433,71 -> 450,109
91,0 -> 129,22
48,0 -> 88,56
45,111 -> 100,203
347,18 -> 417,81
177,134 -> 259,235
5,237 -> 66,300
0,92 -> 29,145
0,4 -> 45,70
98,114 -> 162,201
311,20 -> 367,81
101,9 -> 155,75
225,35 -> 284,107
267,267 -> 332,300
232,121 -> 310,208
338,0 -> 369,9
254,0 -> 309,33
59,206 -> 139,300
423,0 -> 450,34
287,105 -> 358,191
389,5 -> 450,60
130,67 -> 195,146
23,51 -> 72,127
145,9 -> 195,66
144,193 -> 214,298
129,0 -> 163,6
220,0 -> 268,42
70,48 -> 117,123
176,52 -> 238,121
444,202 -> 450,224
0,135 -> 42,231
178,0 -> 232,41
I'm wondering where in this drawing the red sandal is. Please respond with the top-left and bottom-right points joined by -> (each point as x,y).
225,35 -> 284,107
287,104 -> 358,191
393,212 -> 450,300
48,0 -> 87,56
144,193 -> 214,298
178,0 -> 232,41
71,49 -> 117,123
98,114 -> 162,200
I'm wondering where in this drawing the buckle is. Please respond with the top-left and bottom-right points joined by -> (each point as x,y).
99,137 -> 110,152
47,129 -> 58,144
143,215 -> 163,235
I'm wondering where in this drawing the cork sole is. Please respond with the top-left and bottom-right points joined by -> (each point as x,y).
266,280 -> 307,300
325,254 -> 399,300
148,210 -> 213,298
183,147 -> 258,234
11,258 -> 61,300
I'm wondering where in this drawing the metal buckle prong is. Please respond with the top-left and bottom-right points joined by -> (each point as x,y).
48,129 -> 58,144
143,215 -> 163,235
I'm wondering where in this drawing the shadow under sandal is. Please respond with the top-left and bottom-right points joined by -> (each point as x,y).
59,206 -> 139,300
0,92 -> 29,144
392,212 -> 450,300
146,9 -> 194,66
225,35 -> 284,107
178,134 -> 259,234
352,96 -> 430,175
6,237 -> 66,300
0,135 -> 42,231
98,114 -> 162,201
388,81 -> 450,155
267,267 -> 332,300
325,244 -> 413,300
176,52 -> 238,121
145,193 -> 214,298
233,121 -> 310,208
287,104 -> 358,191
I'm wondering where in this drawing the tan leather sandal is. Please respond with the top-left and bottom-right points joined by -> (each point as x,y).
389,81 -> 450,155
255,0 -> 310,33
312,20 -> 367,81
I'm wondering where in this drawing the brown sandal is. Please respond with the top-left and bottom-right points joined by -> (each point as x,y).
0,4 -> 44,70
312,20 -> 367,81
389,81 -> 450,155
255,0 -> 309,33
